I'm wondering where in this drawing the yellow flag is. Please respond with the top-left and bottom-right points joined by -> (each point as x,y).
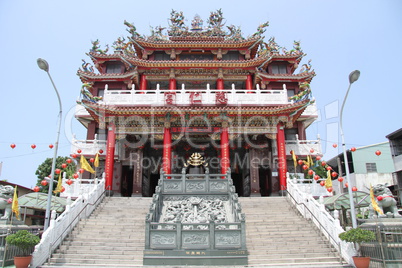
291,150 -> 297,169
53,173 -> 63,194
308,155 -> 314,167
370,184 -> 384,215
80,155 -> 95,174
94,153 -> 99,168
325,170 -> 332,188
12,186 -> 20,220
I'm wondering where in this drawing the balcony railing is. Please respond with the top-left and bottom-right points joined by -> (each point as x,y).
70,135 -> 117,157
286,134 -> 322,156
102,84 -> 289,106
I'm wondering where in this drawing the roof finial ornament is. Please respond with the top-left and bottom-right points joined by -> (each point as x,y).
191,14 -> 203,32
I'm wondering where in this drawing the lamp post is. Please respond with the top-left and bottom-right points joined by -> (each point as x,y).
340,70 -> 360,228
37,58 -> 63,230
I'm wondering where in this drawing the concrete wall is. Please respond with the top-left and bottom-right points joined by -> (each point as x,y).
352,142 -> 395,174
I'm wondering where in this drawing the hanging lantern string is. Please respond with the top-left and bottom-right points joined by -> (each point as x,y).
0,144 -> 71,159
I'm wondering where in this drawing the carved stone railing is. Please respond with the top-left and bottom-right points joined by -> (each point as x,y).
144,168 -> 247,266
286,176 -> 355,266
70,135 -> 118,157
285,134 -> 322,156
31,176 -> 106,268
102,85 -> 288,106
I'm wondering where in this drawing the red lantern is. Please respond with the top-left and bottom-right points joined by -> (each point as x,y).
79,168 -> 84,174
61,163 -> 67,169
49,144 -> 54,149
66,179 -> 73,185
321,161 -> 327,166
41,180 -> 48,186
33,186 -> 40,192
326,166 -> 332,171
352,186 -> 357,192
89,158 -> 95,163
327,187 -> 333,193
298,159 -> 304,166
338,177 -> 344,182
55,168 -> 61,174
302,165 -> 308,170
60,186 -> 65,193
333,144 -> 338,148
308,170 -> 314,176
66,158 -> 72,164
73,173 -> 79,179
331,172 -> 338,178
375,150 -> 381,156
351,147 -> 356,152
310,148 -> 314,153
377,196 -> 383,201
316,156 -> 321,161
31,144 -> 36,149
314,175 -> 320,181
10,143 -> 16,149
71,154 -> 77,159
99,149 -> 104,154
319,181 -> 325,186
77,149 -> 82,154
345,182 -> 349,188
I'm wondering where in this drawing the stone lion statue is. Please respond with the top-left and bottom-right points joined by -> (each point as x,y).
0,185 -> 14,220
369,183 -> 401,218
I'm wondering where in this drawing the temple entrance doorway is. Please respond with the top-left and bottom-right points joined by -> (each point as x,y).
258,165 -> 272,196
121,166 -> 134,197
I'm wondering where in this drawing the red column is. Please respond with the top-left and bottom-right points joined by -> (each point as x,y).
216,78 -> 224,90
246,74 -> 253,93
276,123 -> 288,192
162,127 -> 172,175
140,74 -> 147,93
169,78 -> 176,90
220,126 -> 230,176
105,123 -> 116,192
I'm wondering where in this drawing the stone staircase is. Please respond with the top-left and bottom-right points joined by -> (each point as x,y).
38,196 -> 350,268
39,197 -> 151,267
241,196 -> 349,267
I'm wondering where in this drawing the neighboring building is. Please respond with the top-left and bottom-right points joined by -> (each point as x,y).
70,10 -> 319,197
386,128 -> 402,203
327,142 -> 395,195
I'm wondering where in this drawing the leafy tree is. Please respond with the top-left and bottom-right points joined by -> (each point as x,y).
35,156 -> 76,193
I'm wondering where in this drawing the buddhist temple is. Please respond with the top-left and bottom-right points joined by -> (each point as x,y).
72,9 -> 320,198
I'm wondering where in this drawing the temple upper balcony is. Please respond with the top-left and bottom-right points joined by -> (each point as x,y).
97,84 -> 308,106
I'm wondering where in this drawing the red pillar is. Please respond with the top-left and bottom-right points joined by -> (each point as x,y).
276,123 -> 288,192
105,123 -> 115,192
217,78 -> 224,90
140,74 -> 147,93
220,126 -> 230,175
246,74 -> 253,93
162,127 -> 172,175
169,78 -> 176,90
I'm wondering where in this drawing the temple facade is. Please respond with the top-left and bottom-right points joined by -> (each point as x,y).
72,10 -> 320,197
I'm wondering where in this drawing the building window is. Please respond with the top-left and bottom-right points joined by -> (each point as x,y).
222,51 -> 241,61
106,62 -> 123,74
179,53 -> 214,61
366,163 -> 377,173
270,63 -> 287,74
154,51 -> 171,61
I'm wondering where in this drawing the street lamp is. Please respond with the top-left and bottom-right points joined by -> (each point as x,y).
37,58 -> 63,230
340,70 -> 360,228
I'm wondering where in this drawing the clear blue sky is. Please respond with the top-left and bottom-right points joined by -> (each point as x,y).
0,0 -> 401,188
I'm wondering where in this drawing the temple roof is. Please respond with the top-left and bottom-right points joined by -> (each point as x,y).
77,68 -> 139,83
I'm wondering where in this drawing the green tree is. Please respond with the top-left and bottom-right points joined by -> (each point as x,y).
35,156 -> 76,193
